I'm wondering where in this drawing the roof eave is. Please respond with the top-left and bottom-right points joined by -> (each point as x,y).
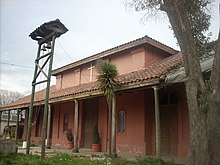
0,79 -> 160,111
49,79 -> 159,103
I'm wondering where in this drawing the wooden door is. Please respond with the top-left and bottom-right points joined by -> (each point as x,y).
160,105 -> 178,155
83,98 -> 99,148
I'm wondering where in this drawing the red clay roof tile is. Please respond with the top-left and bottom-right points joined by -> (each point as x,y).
0,53 -> 183,110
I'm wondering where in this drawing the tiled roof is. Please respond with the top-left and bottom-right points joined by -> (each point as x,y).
0,53 -> 183,110
117,52 -> 183,85
0,86 -> 57,110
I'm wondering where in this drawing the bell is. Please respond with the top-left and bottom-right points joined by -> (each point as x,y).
45,42 -> 52,49
41,46 -> 47,51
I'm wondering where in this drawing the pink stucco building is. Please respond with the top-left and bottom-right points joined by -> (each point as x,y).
0,36 -> 189,158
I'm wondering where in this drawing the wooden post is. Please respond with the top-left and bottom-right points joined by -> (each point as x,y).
153,87 -> 161,158
23,108 -> 29,141
0,111 -> 2,136
46,104 -> 51,149
26,44 -> 42,154
7,110 -> 10,127
107,101 -> 112,155
111,94 -> 117,157
15,109 -> 20,142
41,35 -> 56,159
73,100 -> 79,153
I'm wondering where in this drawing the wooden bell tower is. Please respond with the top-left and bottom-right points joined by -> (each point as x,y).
26,19 -> 68,159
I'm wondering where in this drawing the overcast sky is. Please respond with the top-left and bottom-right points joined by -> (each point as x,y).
0,0 -> 219,95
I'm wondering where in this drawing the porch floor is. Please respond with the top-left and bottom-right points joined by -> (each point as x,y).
18,147 -> 186,165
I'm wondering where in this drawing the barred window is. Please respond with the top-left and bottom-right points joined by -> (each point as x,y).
63,113 -> 69,132
118,110 -> 126,133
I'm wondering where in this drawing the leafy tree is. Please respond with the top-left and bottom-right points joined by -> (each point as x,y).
96,59 -> 118,157
127,0 -> 220,165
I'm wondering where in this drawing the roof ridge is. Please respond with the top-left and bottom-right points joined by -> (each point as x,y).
52,35 -> 178,75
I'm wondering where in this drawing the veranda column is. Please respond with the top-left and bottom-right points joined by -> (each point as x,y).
22,108 -> 29,148
153,86 -> 161,158
7,110 -> 10,127
46,104 -> 52,149
15,109 -> 20,142
111,94 -> 117,157
73,99 -> 79,153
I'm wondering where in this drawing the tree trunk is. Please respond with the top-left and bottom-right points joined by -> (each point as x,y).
185,80 -> 208,165
185,79 -> 220,165
207,88 -> 220,164
162,1 -> 220,164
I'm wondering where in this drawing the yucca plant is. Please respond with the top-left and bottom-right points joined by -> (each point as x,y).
96,60 -> 118,103
96,59 -> 118,157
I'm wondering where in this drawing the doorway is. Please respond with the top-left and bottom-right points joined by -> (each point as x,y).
83,98 -> 99,148
159,91 -> 178,155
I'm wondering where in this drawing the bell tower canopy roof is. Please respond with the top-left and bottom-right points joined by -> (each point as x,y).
29,19 -> 68,44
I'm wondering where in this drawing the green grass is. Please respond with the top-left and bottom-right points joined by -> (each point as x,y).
0,153 -> 175,165
136,157 -> 175,165
0,153 -> 44,165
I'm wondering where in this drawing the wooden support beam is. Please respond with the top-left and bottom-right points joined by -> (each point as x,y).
73,100 -> 79,153
46,105 -> 51,149
7,110 -> 10,127
41,35 -> 56,159
26,44 -> 42,155
107,101 -> 112,155
153,86 -> 161,158
0,111 -> 2,136
111,94 -> 117,157
15,109 -> 20,142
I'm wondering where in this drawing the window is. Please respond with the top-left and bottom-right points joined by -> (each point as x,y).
160,91 -> 178,105
118,110 -> 126,134
63,113 -> 69,132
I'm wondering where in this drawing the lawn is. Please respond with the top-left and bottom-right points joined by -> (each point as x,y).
0,153 -> 175,165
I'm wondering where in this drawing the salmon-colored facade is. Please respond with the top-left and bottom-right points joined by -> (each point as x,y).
27,86 -> 189,157
2,36 -> 189,158
53,43 -> 170,90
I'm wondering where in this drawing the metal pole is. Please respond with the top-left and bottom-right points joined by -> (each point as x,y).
15,109 -> 20,141
26,44 -> 42,154
153,87 -> 161,158
41,35 -> 56,159
73,100 -> 79,153
46,104 -> 51,149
